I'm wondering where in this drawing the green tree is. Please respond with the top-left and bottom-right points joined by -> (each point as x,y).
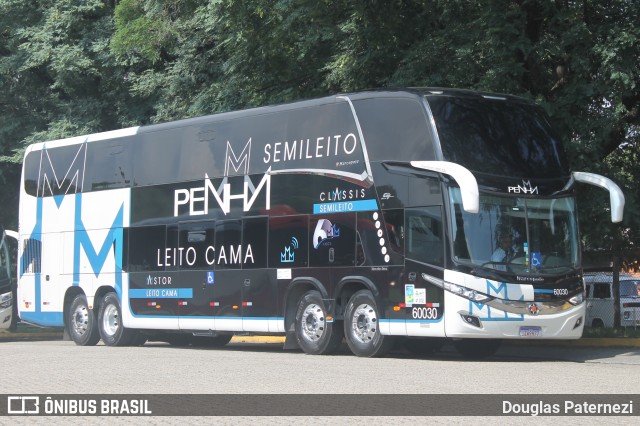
0,0 -> 638,264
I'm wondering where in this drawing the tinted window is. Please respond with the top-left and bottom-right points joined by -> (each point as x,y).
356,210 -> 403,266
243,217 -> 268,269
406,207 -> 444,266
269,216 -> 309,268
126,225 -> 166,272
215,220 -> 242,270
354,98 -> 435,162
23,151 -> 40,196
86,138 -> 133,191
177,221 -> 215,270
429,96 -> 570,178
309,213 -> 356,267
29,144 -> 87,196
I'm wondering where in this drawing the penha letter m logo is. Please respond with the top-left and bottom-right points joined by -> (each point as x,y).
37,143 -> 87,198
224,138 -> 251,177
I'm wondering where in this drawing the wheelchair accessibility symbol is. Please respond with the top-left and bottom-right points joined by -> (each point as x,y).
531,252 -> 542,267
207,271 -> 215,285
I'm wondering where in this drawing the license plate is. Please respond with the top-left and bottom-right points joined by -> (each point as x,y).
519,326 -> 542,337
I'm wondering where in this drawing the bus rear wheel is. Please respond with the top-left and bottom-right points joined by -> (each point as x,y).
98,292 -> 137,346
295,290 -> 343,355
344,290 -> 394,357
68,294 -> 100,346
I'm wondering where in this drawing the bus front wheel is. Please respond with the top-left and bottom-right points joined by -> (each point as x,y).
98,292 -> 137,346
68,294 -> 100,346
344,290 -> 394,357
294,290 -> 343,355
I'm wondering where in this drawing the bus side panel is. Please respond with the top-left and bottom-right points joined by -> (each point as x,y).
19,188 -> 131,327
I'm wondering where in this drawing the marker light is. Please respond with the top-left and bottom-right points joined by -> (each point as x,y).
568,292 -> 584,306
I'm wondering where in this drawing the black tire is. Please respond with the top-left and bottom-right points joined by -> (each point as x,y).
453,338 -> 502,359
404,337 -> 446,355
295,290 -> 343,355
98,292 -> 136,346
67,294 -> 100,346
344,290 -> 394,357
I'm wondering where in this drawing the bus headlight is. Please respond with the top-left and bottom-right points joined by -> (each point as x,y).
421,273 -> 493,303
443,282 -> 494,303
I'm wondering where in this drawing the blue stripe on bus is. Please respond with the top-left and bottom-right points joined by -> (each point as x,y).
20,311 -> 64,327
534,289 -> 554,294
313,199 -> 378,214
129,288 -> 193,299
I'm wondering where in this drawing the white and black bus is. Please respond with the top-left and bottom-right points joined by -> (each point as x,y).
17,89 -> 624,357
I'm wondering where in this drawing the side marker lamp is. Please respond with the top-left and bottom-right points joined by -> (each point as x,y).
568,292 -> 584,306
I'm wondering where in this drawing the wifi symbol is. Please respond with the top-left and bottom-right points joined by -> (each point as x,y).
291,237 -> 299,249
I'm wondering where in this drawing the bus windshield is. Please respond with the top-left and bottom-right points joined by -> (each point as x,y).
449,188 -> 579,275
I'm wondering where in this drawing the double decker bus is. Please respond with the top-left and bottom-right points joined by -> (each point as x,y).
16,89 -> 624,357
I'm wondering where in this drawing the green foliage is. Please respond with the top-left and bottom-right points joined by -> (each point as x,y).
0,0 -> 639,260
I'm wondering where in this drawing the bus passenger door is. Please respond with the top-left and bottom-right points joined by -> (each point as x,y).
40,231 -> 63,318
404,207 -> 446,337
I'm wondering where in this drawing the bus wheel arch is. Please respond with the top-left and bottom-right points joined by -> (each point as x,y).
65,289 -> 100,346
334,276 -> 379,321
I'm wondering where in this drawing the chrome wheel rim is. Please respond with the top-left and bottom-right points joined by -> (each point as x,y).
102,303 -> 119,337
71,304 -> 90,336
301,303 -> 326,342
350,303 -> 377,343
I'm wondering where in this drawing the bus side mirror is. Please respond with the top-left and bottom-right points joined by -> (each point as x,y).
572,172 -> 625,223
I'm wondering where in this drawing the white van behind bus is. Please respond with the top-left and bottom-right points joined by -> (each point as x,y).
584,272 -> 640,328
